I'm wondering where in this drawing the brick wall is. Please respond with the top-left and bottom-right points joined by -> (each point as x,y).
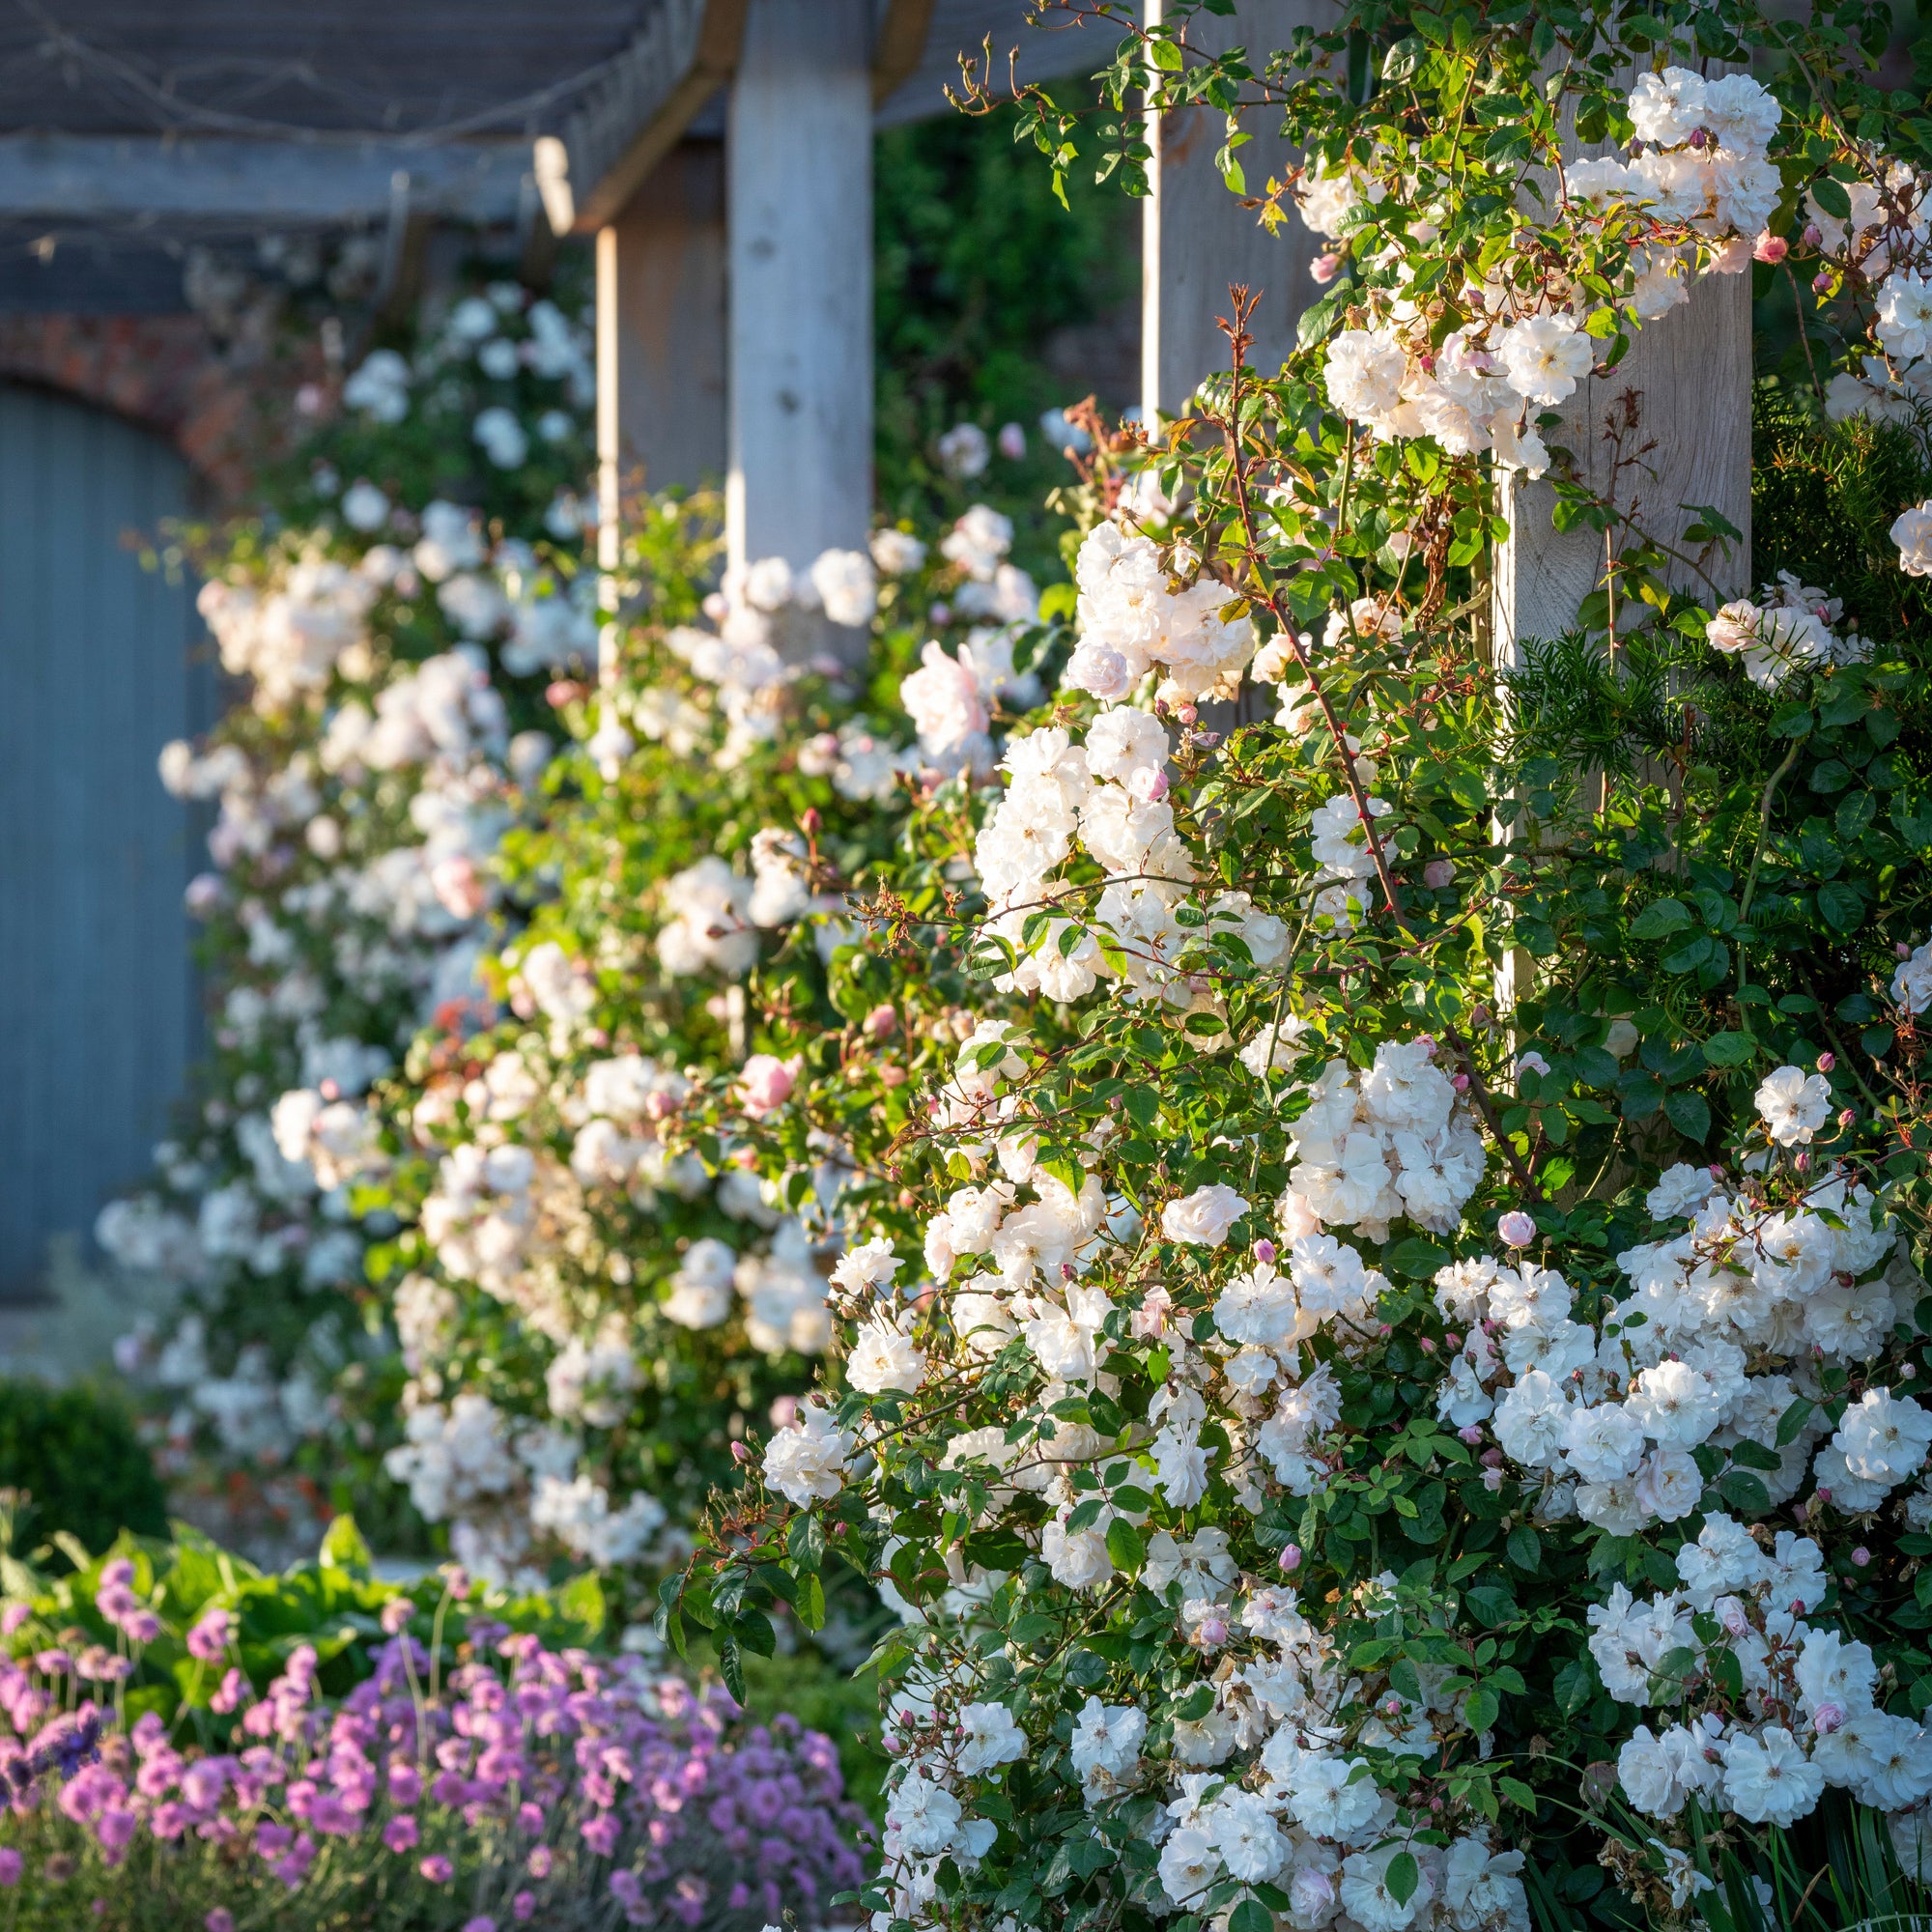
0,314 -> 300,501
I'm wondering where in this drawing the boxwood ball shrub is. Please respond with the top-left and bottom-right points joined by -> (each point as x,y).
0,1381 -> 167,1555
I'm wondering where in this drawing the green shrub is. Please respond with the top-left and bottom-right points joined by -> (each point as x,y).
0,1380 -> 167,1555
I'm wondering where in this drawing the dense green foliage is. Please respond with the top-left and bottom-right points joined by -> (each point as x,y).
0,1381 -> 168,1557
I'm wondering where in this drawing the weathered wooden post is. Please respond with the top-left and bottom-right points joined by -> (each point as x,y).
1141,0 -> 1329,424
1492,272 -> 1753,661
725,0 -> 874,577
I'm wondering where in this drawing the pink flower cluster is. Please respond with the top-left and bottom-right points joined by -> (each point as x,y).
0,1620 -> 869,1930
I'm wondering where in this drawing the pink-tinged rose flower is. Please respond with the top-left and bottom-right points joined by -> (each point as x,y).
735,1053 -> 798,1119
1497,1209 -> 1538,1248
1423,859 -> 1456,888
1753,231 -> 1789,264
1311,251 -> 1342,283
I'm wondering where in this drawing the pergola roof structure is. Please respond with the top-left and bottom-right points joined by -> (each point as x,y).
0,1 -> 1104,305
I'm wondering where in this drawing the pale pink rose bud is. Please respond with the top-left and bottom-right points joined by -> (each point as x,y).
1452,1071 -> 1471,1092
730,1441 -> 751,1464
736,1053 -> 798,1118
769,1395 -> 799,1429
865,1004 -> 898,1038
997,421 -> 1027,460
1130,766 -> 1170,804
1419,1337 -> 1435,1353
1794,1151 -> 1810,1171
1422,859 -> 1456,889
1815,1488 -> 1833,1506
1195,1615 -> 1229,1648
1813,271 -> 1833,293
1753,232 -> 1789,264
1443,1331 -> 1461,1350
1813,1700 -> 1847,1734
1803,222 -> 1823,247
1718,1597 -> 1749,1637
1900,942 -> 1917,959
1176,704 -> 1198,725
1817,1051 -> 1835,1071
1310,251 -> 1342,284
1254,1237 -> 1277,1264
1480,1448 -> 1503,1468
1279,1544 -> 1302,1574
1459,1425 -> 1484,1446
1497,1209 -> 1537,1248
1689,127 -> 1708,148
928,602 -> 952,627
1853,1545 -> 1871,1566
1838,1109 -> 1856,1128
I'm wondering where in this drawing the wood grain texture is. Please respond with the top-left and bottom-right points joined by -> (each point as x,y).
725,0 -> 872,577
0,384 -> 208,1298
602,141 -> 726,495
1141,0 -> 1333,421
1492,270 -> 1752,663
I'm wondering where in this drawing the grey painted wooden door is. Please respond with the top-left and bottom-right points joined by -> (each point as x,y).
0,383 -> 208,1298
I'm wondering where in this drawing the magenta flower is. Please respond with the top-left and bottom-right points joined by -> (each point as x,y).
383,1814 -> 419,1854
419,1854 -> 454,1883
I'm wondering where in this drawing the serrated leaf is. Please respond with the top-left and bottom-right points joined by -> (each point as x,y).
1662,1090 -> 1711,1142
1106,1518 -> 1146,1576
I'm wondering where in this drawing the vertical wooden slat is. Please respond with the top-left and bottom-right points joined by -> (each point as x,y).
0,384 -> 202,1298
725,0 -> 874,577
599,139 -> 728,497
1141,0 -> 1330,424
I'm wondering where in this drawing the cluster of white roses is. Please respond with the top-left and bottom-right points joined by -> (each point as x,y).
339,282 -> 592,526
871,1585 -> 1533,1932
1310,68 -> 1780,476
1704,570 -> 1873,691
1596,1513 -> 1932,1858
96,291 -> 597,1502
1062,520 -> 1257,708
1463,1065 -> 1928,1545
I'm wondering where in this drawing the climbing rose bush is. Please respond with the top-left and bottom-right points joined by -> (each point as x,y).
642,5 -> 1932,1929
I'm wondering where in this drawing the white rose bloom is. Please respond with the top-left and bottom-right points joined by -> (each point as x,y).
1161,1183 -> 1249,1246
761,1401 -> 852,1505
1755,1064 -> 1833,1146
846,1314 -> 928,1395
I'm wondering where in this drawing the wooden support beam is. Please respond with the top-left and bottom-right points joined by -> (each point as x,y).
555,0 -> 750,236
1141,0 -> 1330,424
725,0 -> 873,579
596,141 -> 727,499
873,0 -> 939,103
1492,271 -> 1752,662
0,133 -> 527,223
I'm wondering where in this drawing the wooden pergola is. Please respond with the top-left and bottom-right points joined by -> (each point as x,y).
0,3 -> 1356,572
0,0 -> 1747,620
